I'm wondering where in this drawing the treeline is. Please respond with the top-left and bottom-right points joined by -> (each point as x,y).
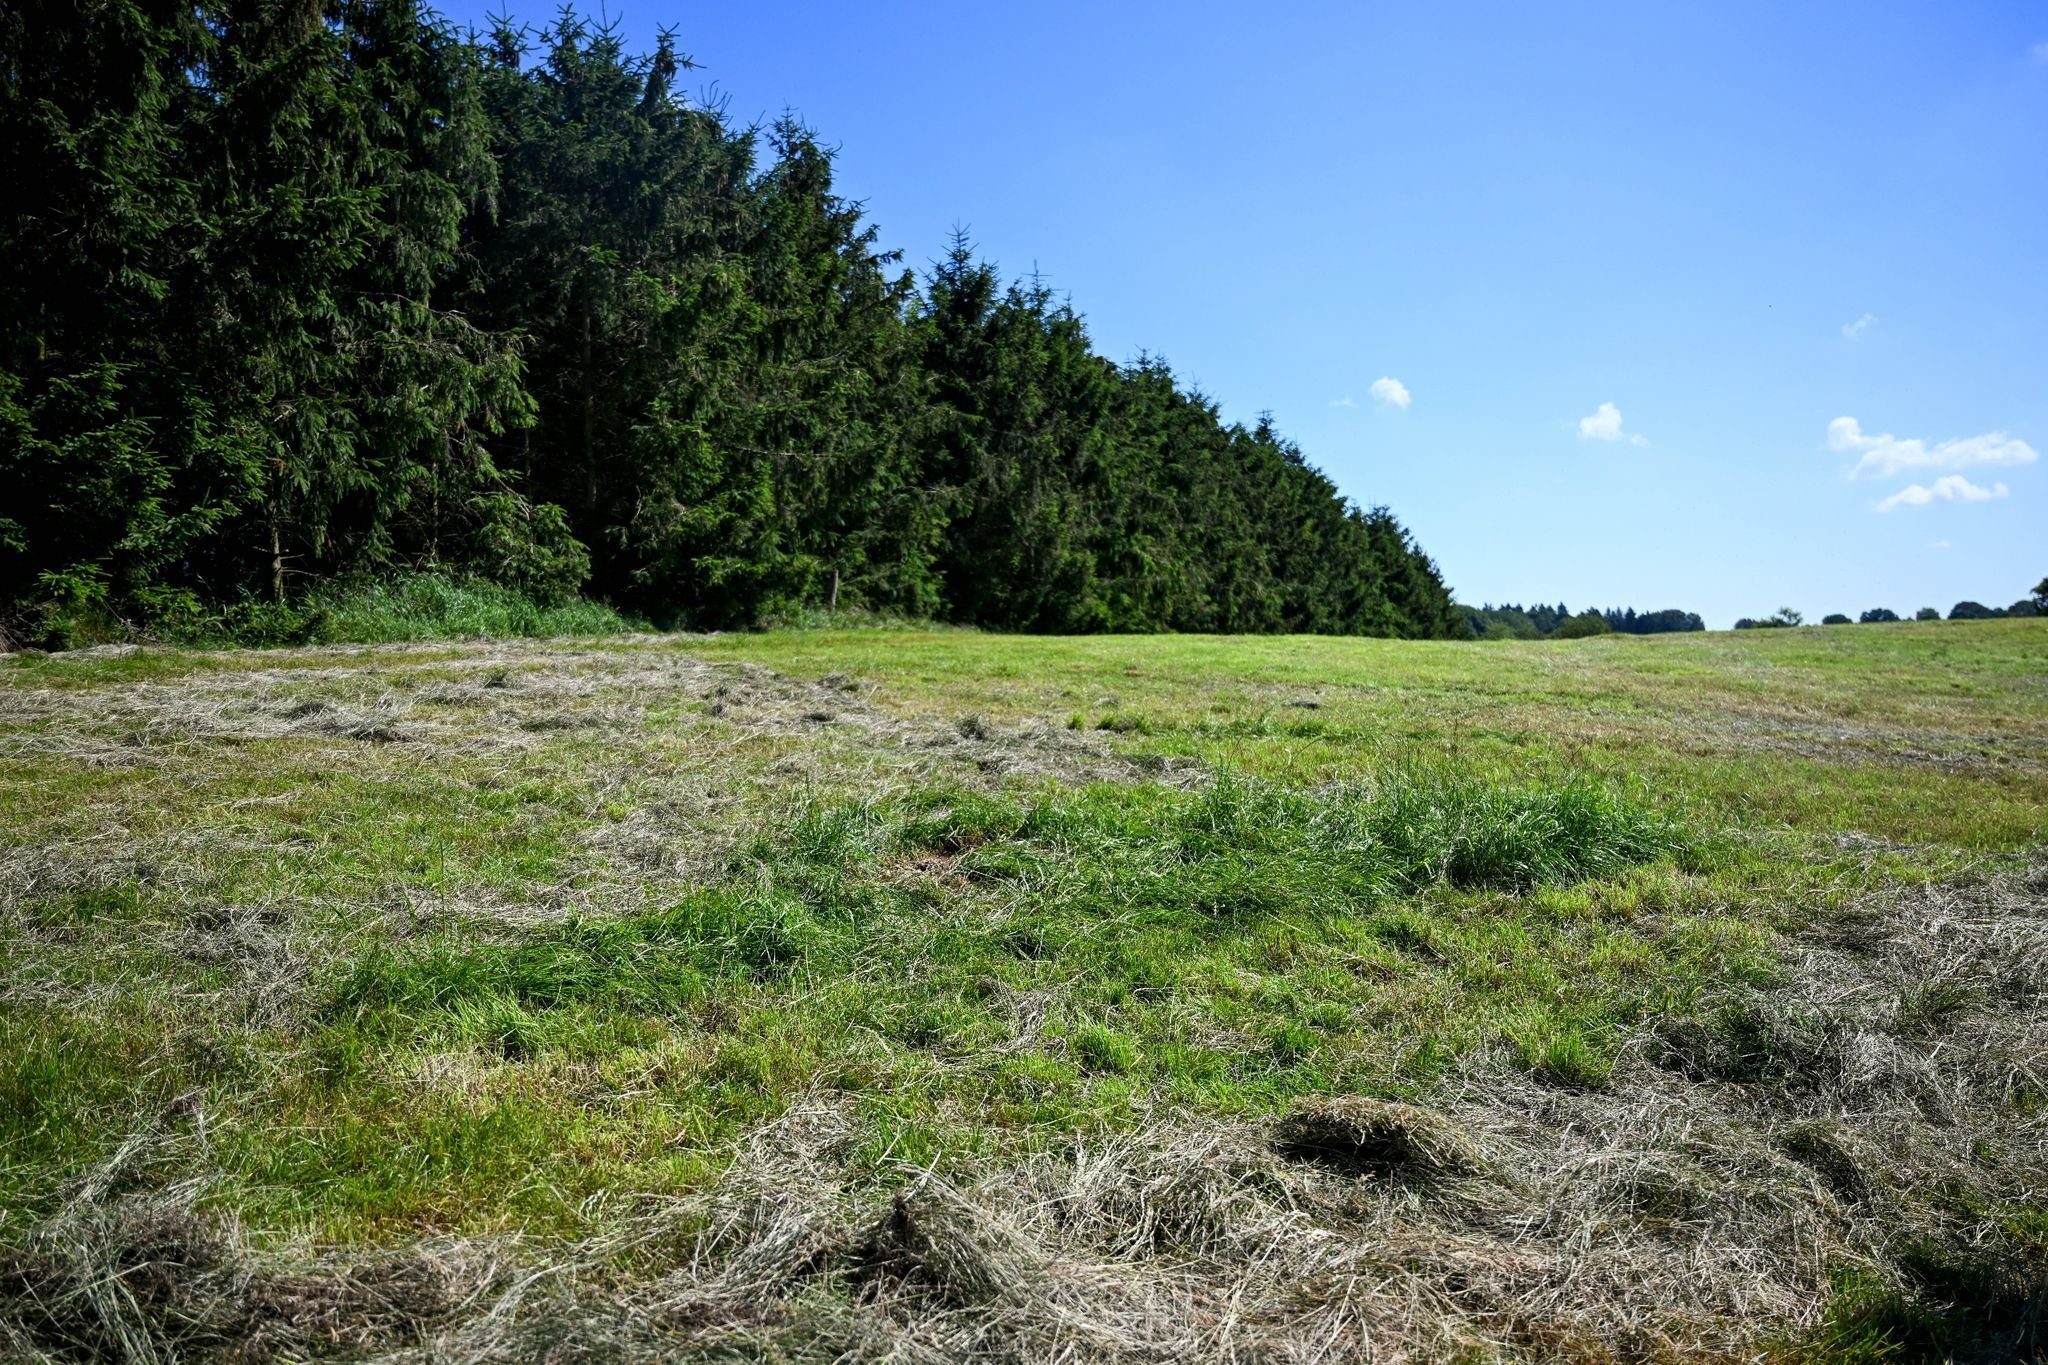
1461,603 -> 1704,640
0,1 -> 1462,642
1744,580 -> 2046,629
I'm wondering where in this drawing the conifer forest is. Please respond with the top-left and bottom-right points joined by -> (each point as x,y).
0,0 -> 1465,639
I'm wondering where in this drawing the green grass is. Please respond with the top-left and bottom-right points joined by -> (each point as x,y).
0,618 -> 2042,1351
331,770 -> 1690,1048
0,765 -> 1751,1232
687,619 -> 2048,849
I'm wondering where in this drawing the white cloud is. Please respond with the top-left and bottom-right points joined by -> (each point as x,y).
1329,396 -> 1357,409
1841,313 -> 1877,340
2033,40 -> 2048,64
1579,403 -> 1623,440
1928,539 -> 1952,550
1369,376 -> 1411,410
1874,475 -> 2009,512
1577,401 -> 1645,445
1827,416 -> 2038,479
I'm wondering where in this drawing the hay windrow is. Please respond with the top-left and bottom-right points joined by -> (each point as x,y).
0,645 -> 1166,783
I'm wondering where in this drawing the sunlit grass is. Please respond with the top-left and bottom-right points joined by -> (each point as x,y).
0,617 -> 2041,1347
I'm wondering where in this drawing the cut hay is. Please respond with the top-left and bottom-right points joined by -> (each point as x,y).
0,1169 -> 500,1364
1274,1097 -> 1484,1181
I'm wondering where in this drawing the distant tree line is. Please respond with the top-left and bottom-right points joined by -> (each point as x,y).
1460,602 -> 1705,640
1741,578 -> 2047,629
1,2 -> 1464,642
1941,598 -> 2040,621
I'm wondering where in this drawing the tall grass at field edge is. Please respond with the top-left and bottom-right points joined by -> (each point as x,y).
62,573 -> 647,649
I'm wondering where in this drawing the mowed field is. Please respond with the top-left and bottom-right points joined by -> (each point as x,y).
1,621 -> 2043,1361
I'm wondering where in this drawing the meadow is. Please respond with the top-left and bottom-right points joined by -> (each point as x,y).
1,620 -> 2043,1361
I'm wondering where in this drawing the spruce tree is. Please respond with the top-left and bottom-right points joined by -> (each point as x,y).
190,0 -> 526,599
0,0 -> 213,622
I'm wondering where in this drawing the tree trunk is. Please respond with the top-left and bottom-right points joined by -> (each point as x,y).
268,503 -> 284,604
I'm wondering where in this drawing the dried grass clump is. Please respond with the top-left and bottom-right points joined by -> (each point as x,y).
856,1185 -> 1049,1311
0,845 -> 164,917
0,1175 -> 498,1364
143,903 -> 312,1028
1774,1119 -> 1874,1205
1274,1097 -> 1484,1180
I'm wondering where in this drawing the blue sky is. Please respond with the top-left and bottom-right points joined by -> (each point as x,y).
438,0 -> 2046,626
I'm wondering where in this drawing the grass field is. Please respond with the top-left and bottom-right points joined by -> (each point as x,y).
2,620 -> 2043,1361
